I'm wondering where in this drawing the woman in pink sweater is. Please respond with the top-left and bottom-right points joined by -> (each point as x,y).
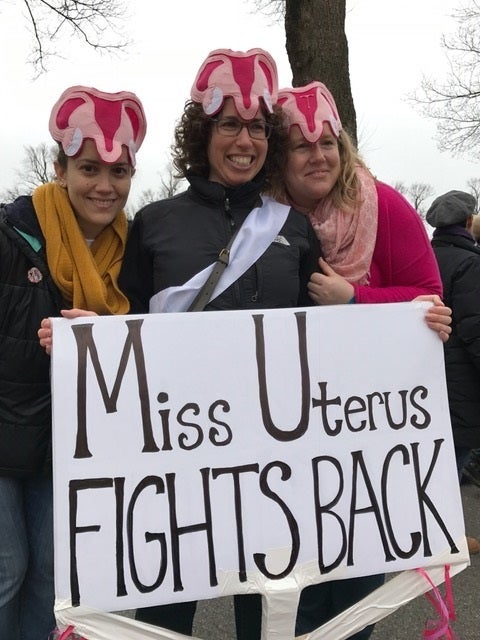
269,81 -> 446,639
272,81 -> 443,309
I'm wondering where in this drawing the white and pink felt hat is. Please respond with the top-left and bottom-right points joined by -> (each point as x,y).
191,48 -> 278,119
278,81 -> 342,142
49,86 -> 147,166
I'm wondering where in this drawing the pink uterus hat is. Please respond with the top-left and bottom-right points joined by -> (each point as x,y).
191,48 -> 278,119
278,81 -> 342,142
49,86 -> 147,166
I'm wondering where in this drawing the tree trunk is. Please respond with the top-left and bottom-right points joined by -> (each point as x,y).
284,0 -> 357,144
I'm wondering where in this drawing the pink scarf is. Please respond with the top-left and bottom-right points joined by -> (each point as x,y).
306,167 -> 378,285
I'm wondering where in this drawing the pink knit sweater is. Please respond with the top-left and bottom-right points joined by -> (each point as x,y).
352,181 -> 442,303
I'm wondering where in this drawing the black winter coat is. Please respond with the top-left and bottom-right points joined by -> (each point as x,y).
431,231 -> 480,448
0,197 -> 64,476
119,175 -> 321,313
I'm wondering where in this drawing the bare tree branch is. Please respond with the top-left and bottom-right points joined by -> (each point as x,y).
0,143 -> 56,201
251,0 -> 285,19
20,0 -> 130,74
467,177 -> 480,209
393,181 -> 408,196
392,181 -> 433,218
411,0 -> 480,158
129,164 -> 185,217
407,183 -> 434,218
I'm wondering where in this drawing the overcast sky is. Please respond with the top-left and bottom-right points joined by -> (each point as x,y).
2,0 -> 478,211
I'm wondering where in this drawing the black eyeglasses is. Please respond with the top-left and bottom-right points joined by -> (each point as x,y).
211,118 -> 272,140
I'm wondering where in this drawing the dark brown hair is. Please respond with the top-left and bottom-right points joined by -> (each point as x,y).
55,144 -> 68,169
171,101 -> 289,190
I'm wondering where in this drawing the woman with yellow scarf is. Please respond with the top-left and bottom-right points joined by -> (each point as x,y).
0,85 -> 146,640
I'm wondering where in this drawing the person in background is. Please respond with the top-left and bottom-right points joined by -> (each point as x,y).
267,80 -> 448,639
463,449 -> 480,488
0,85 -> 146,640
426,190 -> 480,555
460,209 -> 480,488
118,47 -> 322,639
472,212 -> 480,244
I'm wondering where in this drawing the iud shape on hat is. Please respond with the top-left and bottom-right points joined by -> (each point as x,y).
278,81 -> 342,142
190,48 -> 278,119
49,86 -> 147,166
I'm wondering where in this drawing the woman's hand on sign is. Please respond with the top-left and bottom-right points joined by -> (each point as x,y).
414,295 -> 452,343
38,308 -> 98,355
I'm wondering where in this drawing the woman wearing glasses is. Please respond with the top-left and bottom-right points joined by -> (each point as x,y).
119,48 -> 321,317
118,47 -> 321,638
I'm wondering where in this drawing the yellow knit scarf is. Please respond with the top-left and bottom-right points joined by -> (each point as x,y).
32,182 -> 130,315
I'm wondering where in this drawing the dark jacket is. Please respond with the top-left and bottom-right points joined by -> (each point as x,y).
119,175 -> 321,313
431,230 -> 480,448
0,197 -> 64,476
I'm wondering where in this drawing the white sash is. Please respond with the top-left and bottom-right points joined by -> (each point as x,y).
149,195 -> 291,313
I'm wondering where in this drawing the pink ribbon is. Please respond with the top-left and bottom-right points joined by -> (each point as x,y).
52,625 -> 86,640
416,565 -> 457,639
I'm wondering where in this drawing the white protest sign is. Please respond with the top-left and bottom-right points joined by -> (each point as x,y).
51,302 -> 468,639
